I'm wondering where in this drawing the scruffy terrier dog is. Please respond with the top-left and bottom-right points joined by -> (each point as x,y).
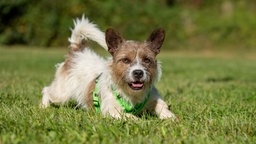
41,17 -> 176,119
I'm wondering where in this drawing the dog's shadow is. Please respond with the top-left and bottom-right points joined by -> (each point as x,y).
50,100 -> 80,110
50,101 -> 159,119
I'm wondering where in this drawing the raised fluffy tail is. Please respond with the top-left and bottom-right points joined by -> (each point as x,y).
68,16 -> 108,51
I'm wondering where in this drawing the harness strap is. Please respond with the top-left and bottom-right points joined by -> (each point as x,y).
92,75 -> 151,115
111,86 -> 151,115
93,76 -> 101,112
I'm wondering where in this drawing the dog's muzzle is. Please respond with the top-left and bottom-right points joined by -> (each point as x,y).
128,69 -> 145,90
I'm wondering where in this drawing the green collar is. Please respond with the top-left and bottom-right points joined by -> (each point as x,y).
93,76 -> 151,115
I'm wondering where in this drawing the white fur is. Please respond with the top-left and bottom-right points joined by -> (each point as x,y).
41,16 -> 176,120
69,16 -> 108,50
127,57 -> 148,82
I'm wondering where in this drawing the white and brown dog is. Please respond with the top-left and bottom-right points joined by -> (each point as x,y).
41,16 -> 176,119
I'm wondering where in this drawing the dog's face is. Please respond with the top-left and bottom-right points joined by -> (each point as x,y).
106,28 -> 165,96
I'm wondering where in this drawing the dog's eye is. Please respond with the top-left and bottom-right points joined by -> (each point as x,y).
121,58 -> 131,64
143,57 -> 151,64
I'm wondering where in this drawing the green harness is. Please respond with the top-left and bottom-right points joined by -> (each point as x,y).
93,76 -> 151,115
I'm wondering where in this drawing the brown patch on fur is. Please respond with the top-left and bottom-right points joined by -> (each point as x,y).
137,44 -> 158,83
61,51 -> 74,75
110,42 -> 139,90
84,80 -> 95,109
61,41 -> 89,75
146,28 -> 165,55
70,40 -> 88,51
105,28 -> 124,55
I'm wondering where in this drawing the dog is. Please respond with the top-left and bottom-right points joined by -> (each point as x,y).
41,16 -> 176,120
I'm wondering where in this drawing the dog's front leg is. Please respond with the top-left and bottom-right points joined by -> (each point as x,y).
154,99 -> 176,119
100,96 -> 137,120
102,105 -> 137,120
146,87 -> 176,120
101,100 -> 123,119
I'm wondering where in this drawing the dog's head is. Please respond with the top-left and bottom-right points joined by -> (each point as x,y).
106,28 -> 164,96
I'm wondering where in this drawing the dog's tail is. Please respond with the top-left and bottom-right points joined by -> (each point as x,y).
68,16 -> 108,51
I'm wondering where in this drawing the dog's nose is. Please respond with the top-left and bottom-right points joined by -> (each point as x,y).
133,70 -> 144,80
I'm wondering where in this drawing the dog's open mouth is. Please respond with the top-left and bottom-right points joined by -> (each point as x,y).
129,81 -> 144,90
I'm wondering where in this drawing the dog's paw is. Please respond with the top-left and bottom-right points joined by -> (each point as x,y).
159,111 -> 176,120
105,111 -> 138,120
123,113 -> 138,120
40,102 -> 49,109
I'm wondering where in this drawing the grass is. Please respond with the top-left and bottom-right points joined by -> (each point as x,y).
0,46 -> 255,143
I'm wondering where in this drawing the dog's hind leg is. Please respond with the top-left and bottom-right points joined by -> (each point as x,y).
41,85 -> 72,108
41,87 -> 51,108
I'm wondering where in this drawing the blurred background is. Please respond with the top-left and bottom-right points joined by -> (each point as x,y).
0,0 -> 256,50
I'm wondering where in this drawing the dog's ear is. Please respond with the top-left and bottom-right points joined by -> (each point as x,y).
147,28 -> 165,55
106,28 -> 124,55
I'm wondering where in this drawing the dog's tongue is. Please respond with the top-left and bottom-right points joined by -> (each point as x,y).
132,83 -> 143,88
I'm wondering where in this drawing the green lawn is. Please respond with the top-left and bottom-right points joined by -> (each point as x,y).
0,47 -> 255,144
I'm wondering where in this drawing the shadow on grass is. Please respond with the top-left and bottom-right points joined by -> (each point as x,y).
206,76 -> 234,83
